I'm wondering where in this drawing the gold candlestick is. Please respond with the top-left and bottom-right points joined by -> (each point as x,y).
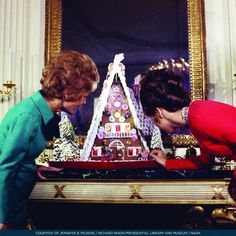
0,80 -> 16,95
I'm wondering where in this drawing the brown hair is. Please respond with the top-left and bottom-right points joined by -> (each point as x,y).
40,50 -> 99,101
140,68 -> 190,117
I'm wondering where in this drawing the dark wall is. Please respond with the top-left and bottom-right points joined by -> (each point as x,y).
61,0 -> 188,134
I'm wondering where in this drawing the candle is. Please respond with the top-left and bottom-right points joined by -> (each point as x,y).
8,48 -> 12,81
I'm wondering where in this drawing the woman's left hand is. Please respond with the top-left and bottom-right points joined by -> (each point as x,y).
37,165 -> 63,181
0,223 -> 16,230
149,149 -> 167,167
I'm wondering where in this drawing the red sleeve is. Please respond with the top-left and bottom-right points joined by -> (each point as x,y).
166,100 -> 236,171
165,147 -> 215,170
190,100 -> 236,148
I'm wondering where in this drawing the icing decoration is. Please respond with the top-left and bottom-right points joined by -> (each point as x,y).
113,86 -> 120,93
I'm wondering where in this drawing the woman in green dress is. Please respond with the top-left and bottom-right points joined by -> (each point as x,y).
0,50 -> 100,230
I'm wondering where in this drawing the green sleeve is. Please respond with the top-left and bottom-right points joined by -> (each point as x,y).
0,112 -> 38,224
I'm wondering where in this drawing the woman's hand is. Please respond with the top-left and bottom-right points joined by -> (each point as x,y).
0,223 -> 15,230
149,149 -> 167,167
37,165 -> 63,181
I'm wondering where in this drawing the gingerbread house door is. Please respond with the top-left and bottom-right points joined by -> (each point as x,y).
108,140 -> 125,160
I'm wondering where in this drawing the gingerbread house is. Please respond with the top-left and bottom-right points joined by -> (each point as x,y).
81,54 -> 149,162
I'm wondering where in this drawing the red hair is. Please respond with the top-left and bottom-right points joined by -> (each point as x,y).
40,50 -> 99,101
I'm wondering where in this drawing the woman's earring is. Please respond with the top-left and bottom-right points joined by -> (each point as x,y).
64,94 -> 69,100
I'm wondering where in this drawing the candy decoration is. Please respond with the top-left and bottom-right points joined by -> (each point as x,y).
97,132 -> 104,139
109,116 -> 115,122
105,123 -> 111,132
98,126 -> 105,133
114,112 -> 121,118
142,151 -> 149,159
114,101 -> 121,108
131,128 -> 137,135
125,123 -> 131,131
124,111 -> 131,118
122,104 -> 128,111
119,116 -> 125,122
116,125 -> 121,132
106,103 -> 112,110
128,147 -> 133,156
131,134 -> 138,141
92,148 -> 98,156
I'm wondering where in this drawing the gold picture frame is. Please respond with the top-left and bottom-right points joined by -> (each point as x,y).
44,0 -> 207,147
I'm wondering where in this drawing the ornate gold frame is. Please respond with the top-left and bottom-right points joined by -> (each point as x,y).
45,0 -> 207,147
45,0 -> 62,64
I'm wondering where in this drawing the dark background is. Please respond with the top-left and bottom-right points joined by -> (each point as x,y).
61,0 -> 189,134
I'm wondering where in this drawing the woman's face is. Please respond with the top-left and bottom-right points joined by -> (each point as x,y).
62,91 -> 90,115
151,108 -> 183,133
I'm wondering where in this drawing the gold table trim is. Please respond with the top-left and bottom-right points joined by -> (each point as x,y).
30,179 -> 235,205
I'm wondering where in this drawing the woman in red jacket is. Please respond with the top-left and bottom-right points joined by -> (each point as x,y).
139,67 -> 236,181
